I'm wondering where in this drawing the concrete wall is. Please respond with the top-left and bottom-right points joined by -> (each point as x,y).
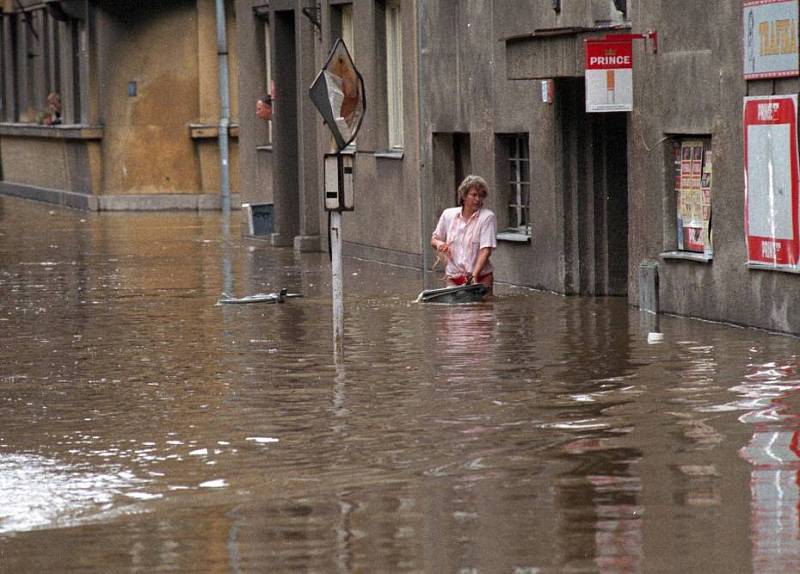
627,0 -> 800,333
333,0 -> 422,267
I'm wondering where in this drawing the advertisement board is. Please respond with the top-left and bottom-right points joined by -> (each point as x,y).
743,95 -> 800,267
743,0 -> 799,80
585,39 -> 633,112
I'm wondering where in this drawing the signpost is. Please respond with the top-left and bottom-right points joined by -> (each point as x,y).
309,39 -> 365,356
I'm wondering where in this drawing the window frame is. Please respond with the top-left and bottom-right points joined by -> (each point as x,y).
496,133 -> 532,241
385,0 -> 403,151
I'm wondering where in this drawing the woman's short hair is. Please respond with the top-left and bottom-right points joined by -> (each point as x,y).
457,174 -> 489,204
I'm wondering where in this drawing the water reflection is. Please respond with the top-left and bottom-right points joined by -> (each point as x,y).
734,357 -> 800,573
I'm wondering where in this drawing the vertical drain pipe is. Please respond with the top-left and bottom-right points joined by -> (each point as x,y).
215,0 -> 231,216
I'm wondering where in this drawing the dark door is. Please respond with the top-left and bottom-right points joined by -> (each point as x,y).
558,78 -> 628,296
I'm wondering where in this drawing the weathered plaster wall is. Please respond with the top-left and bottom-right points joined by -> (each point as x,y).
628,0 -> 800,333
96,2 -> 201,195
95,0 -> 239,202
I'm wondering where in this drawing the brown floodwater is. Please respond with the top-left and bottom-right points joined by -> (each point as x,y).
1,195 -> 800,572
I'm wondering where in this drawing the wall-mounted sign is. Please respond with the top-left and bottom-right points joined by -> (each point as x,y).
743,0 -> 799,80
744,95 -> 800,267
585,39 -> 633,112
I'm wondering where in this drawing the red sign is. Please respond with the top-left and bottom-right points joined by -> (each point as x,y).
743,95 -> 800,266
585,40 -> 633,70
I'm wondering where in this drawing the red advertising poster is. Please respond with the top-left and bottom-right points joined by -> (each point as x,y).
743,95 -> 800,266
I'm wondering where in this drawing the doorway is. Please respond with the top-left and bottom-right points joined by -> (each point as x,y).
558,78 -> 629,296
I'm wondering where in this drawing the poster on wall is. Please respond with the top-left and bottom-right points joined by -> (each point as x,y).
743,94 -> 800,267
585,39 -> 633,112
675,140 -> 713,255
743,0 -> 799,80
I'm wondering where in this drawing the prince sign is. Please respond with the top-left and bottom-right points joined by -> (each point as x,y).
585,39 -> 633,112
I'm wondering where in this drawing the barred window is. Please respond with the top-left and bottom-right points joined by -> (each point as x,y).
497,133 -> 531,238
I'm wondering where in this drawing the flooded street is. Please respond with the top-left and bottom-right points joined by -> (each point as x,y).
2,195 -> 800,572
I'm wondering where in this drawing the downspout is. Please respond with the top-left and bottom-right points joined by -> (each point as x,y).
417,0 -> 431,277
215,0 -> 231,216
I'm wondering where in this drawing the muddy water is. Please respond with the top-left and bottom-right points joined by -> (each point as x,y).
1,196 -> 800,572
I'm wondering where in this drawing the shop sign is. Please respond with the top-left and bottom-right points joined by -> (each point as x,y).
585,39 -> 633,112
743,0 -> 799,80
744,95 -> 800,267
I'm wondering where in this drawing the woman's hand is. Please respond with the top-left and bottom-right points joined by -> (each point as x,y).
433,239 -> 450,254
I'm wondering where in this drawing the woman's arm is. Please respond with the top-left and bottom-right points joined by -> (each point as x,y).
470,247 -> 492,280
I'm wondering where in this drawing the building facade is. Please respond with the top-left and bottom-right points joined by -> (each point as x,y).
237,1 -> 800,335
0,0 -> 239,210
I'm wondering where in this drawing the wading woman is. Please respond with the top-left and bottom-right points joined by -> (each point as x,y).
431,174 -> 497,295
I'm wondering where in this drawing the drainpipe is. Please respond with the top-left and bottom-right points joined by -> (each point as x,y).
417,0 -> 431,279
215,0 -> 231,216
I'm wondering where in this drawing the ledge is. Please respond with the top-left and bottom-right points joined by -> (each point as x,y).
373,149 -> 403,160
497,231 -> 531,243
745,262 -> 800,274
189,123 -> 240,140
660,250 -> 713,263
0,123 -> 103,140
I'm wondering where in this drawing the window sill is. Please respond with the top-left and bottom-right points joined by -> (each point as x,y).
0,123 -> 103,140
497,231 -> 531,243
745,262 -> 800,274
374,149 -> 403,160
660,250 -> 713,263
189,123 -> 240,139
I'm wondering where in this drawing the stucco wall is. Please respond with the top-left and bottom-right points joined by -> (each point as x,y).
95,0 -> 238,202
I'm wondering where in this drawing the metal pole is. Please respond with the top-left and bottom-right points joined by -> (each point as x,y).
215,0 -> 231,216
330,210 -> 344,357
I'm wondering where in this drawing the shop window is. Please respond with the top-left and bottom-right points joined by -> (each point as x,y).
670,137 -> 713,258
1,8 -> 82,124
496,133 -> 531,240
385,0 -> 403,150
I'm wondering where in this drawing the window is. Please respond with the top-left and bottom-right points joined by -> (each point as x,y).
385,0 -> 403,150
1,7 -> 83,124
331,2 -> 356,56
263,17 -> 273,144
496,134 -> 531,240
331,2 -> 355,150
671,137 -> 713,257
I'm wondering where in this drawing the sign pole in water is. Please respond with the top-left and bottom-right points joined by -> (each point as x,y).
309,39 -> 366,357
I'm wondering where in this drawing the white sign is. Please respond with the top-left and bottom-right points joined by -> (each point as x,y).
585,40 -> 633,113
743,95 -> 800,267
743,0 -> 799,80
